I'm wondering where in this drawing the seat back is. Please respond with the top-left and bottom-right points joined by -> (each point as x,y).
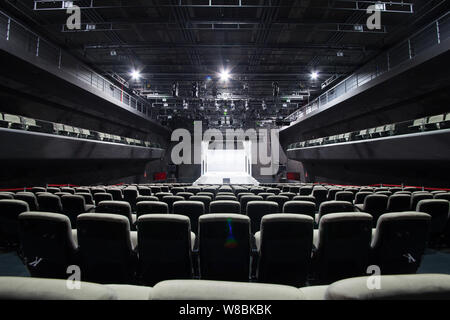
136,201 -> 169,218
137,186 -> 151,196
123,188 -> 139,210
410,193 -> 433,210
77,213 -> 136,284
37,194 -> 62,213
93,193 -> 113,205
239,195 -> 263,214
434,193 -> 450,201
136,195 -> 159,203
171,187 -> 185,195
61,187 -> 75,194
189,195 -> 212,214
387,194 -> 411,212
282,201 -> 315,218
173,201 -> 205,234
18,212 -> 77,278
335,191 -> 354,202
371,212 -> 431,274
246,201 -> 279,233
155,192 -> 173,201
325,274 -> 450,300
318,201 -> 354,222
265,196 -> 289,213
311,188 -> 328,207
215,195 -> 237,201
96,201 -> 133,225
75,192 -> 94,205
137,214 -> 193,286
279,192 -> 296,200
315,213 -> 372,284
362,194 -> 388,226
161,195 -> 185,213
177,192 -> 195,200
416,200 -> 449,235
354,191 -> 372,204
186,187 -> 201,195
258,214 -> 314,286
266,188 -> 280,195
199,214 -> 251,281
61,195 -> 87,226
210,200 -> 241,214
14,192 -> 38,211
105,188 -> 123,200
0,199 -> 30,246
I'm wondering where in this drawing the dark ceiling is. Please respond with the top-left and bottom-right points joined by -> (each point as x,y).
0,0 -> 448,130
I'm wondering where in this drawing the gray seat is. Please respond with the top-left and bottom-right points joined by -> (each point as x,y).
210,200 -> 241,214
18,212 -> 77,279
355,194 -> 388,227
123,188 -> 139,211
311,188 -> 328,207
170,187 -> 185,195
46,187 -> 61,194
150,186 -> 162,194
136,201 -> 169,218
37,193 -> 63,213
105,188 -> 123,201
258,192 -> 276,200
199,214 -> 251,281
14,192 -> 39,211
61,187 -> 75,194
189,195 -> 212,214
173,201 -> 205,234
0,277 -> 118,300
155,192 -> 173,201
371,212 -> 431,274
299,186 -> 313,195
265,196 -> 289,213
416,200 -> 449,238
434,193 -> 450,201
410,193 -> 433,210
237,192 -> 254,202
186,187 -> 201,195
61,195 -> 95,227
327,188 -> 342,201
177,192 -> 195,200
93,192 -> 113,205
215,195 -> 237,201
387,194 -> 411,212
137,186 -> 151,196
137,214 -> 194,286
136,195 -> 159,203
324,274 -> 450,300
0,192 -> 14,200
152,279 -> 304,300
162,195 -> 185,213
256,214 -> 314,287
317,201 -> 354,223
239,195 -> 263,214
279,192 -> 296,200
354,191 -> 373,205
335,191 -> 354,202
293,195 -> 316,203
313,213 -> 372,284
75,192 -> 94,205
246,201 -> 279,234
77,213 -> 137,284
0,199 -> 30,246
283,200 -> 315,218
96,200 -> 135,228
266,188 -> 280,195
31,187 -> 46,194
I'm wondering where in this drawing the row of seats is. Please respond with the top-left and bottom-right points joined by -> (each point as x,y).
287,112 -> 450,149
1,273 -> 449,300
0,112 -> 161,148
14,209 -> 433,286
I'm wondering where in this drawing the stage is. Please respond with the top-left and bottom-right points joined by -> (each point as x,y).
193,172 -> 259,185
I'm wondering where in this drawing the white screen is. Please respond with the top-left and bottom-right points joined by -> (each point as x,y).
206,149 -> 246,173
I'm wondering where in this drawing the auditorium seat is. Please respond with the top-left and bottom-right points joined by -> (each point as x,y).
370,212 -> 431,274
75,192 -> 94,205
198,214 -> 251,281
136,195 -> 159,203
283,200 -> 315,218
77,213 -> 138,284
300,186 -> 313,195
177,192 -> 195,200
0,199 -> 29,247
18,212 -> 78,278
61,195 -> 95,227
279,192 -> 296,200
171,187 -> 185,195
161,195 -> 184,213
197,191 -> 215,199
155,192 -> 173,201
258,192 -> 275,200
317,201 -> 355,223
31,187 -> 46,194
46,187 -> 60,194
75,187 -> 91,194
91,187 -> 106,195
311,187 -> 328,207
239,195 -> 263,214
256,214 -> 314,287
335,191 -> 354,202
354,191 -> 372,205
387,194 -> 411,212
105,188 -> 123,200
214,194 -> 237,201
411,193 -> 433,210
150,186 -> 162,194
246,201 -> 279,234
434,193 -> 450,201
186,186 -> 201,195
96,200 -> 135,228
37,193 -> 63,213
55,192 -> 71,198
123,188 -> 139,211
323,274 -> 450,300
14,192 -> 38,211
93,192 -> 113,205
237,192 -> 253,202
0,192 -> 14,200
266,188 -> 281,195
416,200 -> 449,241
173,201 -> 205,234
61,187 -> 75,194
152,279 -> 303,300
136,201 -> 169,218
137,186 -> 151,196
210,200 -> 241,214
136,214 -> 194,286
266,195 -> 289,213
293,195 -> 316,203
355,194 -> 388,226
327,188 -> 342,201
313,213 -> 372,284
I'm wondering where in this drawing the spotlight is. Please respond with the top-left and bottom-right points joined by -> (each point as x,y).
130,70 -> 141,80
310,71 -> 318,80
219,69 -> 230,82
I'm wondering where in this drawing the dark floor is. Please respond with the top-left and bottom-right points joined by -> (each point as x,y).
0,248 -> 449,283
